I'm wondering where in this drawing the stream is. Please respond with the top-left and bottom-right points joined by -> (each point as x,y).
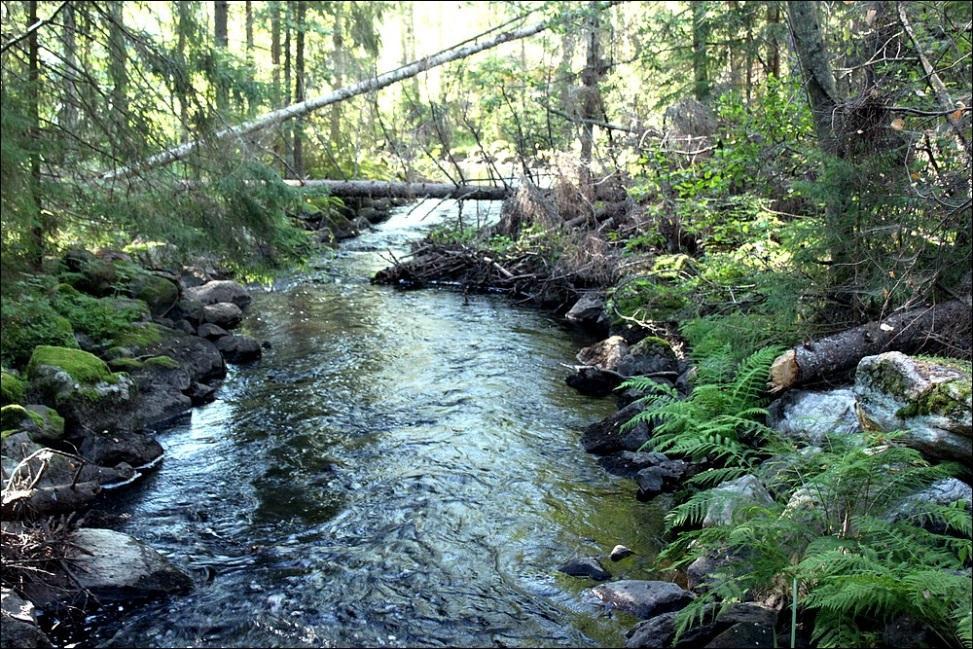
87,200 -> 666,648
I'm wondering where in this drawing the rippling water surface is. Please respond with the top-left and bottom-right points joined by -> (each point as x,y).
91,200 -> 665,648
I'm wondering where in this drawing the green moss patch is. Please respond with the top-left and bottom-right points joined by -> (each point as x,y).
0,404 -> 42,431
27,345 -> 115,385
109,322 -> 169,350
1,371 -> 26,405
144,355 -> 181,369
0,293 -> 77,368
108,357 -> 145,371
52,284 -> 150,343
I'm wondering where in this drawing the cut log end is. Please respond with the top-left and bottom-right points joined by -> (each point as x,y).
768,349 -> 798,393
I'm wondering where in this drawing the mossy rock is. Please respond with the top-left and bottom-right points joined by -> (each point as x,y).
130,273 -> 179,316
108,357 -> 145,371
144,355 -> 181,369
61,248 -> 118,295
52,284 -> 151,344
1,371 -> 27,406
630,336 -> 676,359
0,293 -> 77,368
0,404 -> 65,443
27,345 -> 116,386
109,322 -> 169,350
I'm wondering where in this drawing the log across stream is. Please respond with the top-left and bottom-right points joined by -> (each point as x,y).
83,200 -> 664,648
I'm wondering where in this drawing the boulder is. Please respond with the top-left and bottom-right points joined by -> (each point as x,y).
187,382 -> 217,405
624,602 -> 775,649
128,361 -> 193,427
588,580 -> 693,619
889,477 -> 973,525
636,459 -> 688,500
598,450 -> 669,477
1,405 -> 64,443
626,612 -> 678,648
558,557 -> 611,581
855,352 -> 972,463
80,431 -> 163,468
197,323 -> 229,340
186,280 -> 251,309
581,401 -> 652,455
611,545 -> 634,561
67,528 -> 192,601
702,475 -> 773,527
140,327 -> 226,384
705,622 -> 775,648
767,388 -> 862,446
568,336 -> 678,396
127,272 -> 180,316
1,370 -> 27,406
62,248 -> 117,296
565,293 -> 609,334
171,295 -> 205,325
1,589 -> 51,649
216,334 -> 263,364
202,302 -> 243,329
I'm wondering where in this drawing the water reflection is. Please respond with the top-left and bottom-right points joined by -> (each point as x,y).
92,200 -> 661,648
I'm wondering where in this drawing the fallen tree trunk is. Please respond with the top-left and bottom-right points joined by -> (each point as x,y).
100,10 -> 581,182
1,481 -> 102,518
286,179 -> 510,200
768,299 -> 971,392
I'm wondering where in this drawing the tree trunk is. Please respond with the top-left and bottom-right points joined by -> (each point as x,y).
108,1 -> 128,135
176,1 -> 191,142
768,300 -> 971,392
59,3 -> 78,136
579,1 -> 605,198
100,10 -> 574,180
288,179 -> 510,200
214,0 -> 229,112
787,1 -> 838,151
766,1 -> 780,78
245,0 -> 254,59
270,1 -> 282,166
293,0 -> 306,178
28,0 -> 44,268
692,1 -> 710,101
330,9 -> 344,146
283,1 -> 293,172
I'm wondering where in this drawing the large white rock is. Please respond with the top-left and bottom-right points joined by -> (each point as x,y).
767,388 -> 862,446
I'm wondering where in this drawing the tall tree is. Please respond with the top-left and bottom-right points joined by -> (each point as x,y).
579,2 -> 606,197
59,3 -> 77,137
765,1 -> 780,78
27,0 -> 44,267
108,0 -> 128,136
692,1 -> 710,101
293,0 -> 306,177
330,8 -> 344,145
214,0 -> 229,113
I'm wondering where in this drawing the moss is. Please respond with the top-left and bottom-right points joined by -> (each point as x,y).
51,284 -> 150,343
108,357 -> 144,371
144,355 -> 181,369
897,379 -> 972,419
111,260 -> 179,314
0,404 -> 43,431
1,429 -> 17,439
0,293 -> 77,368
60,249 -> 117,295
109,322 -> 169,349
1,371 -> 27,406
914,355 -> 973,376
27,345 -> 115,386
631,335 -> 675,358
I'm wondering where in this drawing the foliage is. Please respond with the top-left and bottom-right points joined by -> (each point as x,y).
0,289 -> 77,369
0,370 -> 27,406
51,284 -> 150,343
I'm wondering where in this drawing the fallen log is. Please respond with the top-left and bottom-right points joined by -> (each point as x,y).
768,299 -> 971,392
1,481 -> 102,518
286,179 -> 510,200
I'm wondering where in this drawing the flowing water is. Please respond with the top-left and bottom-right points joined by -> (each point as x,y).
88,200 -> 666,648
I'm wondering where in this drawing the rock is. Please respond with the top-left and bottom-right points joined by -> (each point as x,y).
558,557 -> 611,581
589,580 -> 693,619
767,388 -> 862,446
702,475 -> 773,527
175,318 -> 196,335
1,370 -> 27,406
636,459 -> 688,500
129,362 -> 193,427
705,622 -> 775,648
216,334 -> 262,364
197,323 -> 229,340
626,612 -> 677,648
62,248 -> 117,296
611,545 -> 634,561
171,295 -> 205,325
567,366 -> 624,397
1,589 -> 51,648
855,352 -> 972,463
616,337 -> 679,378
1,405 -> 64,443
128,272 -> 180,316
141,327 -> 226,384
599,450 -> 669,477
889,478 -> 973,525
582,401 -> 652,455
565,293 -> 609,334
80,431 -> 163,468
202,302 -> 243,329
185,279 -> 251,309
67,528 -> 192,601
187,382 -> 217,405
716,602 -> 778,627
568,336 -> 678,396
686,551 -> 734,590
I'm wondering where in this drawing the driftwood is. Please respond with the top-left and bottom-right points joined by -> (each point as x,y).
2,482 -> 102,518
768,299 -> 971,392
285,179 -> 510,200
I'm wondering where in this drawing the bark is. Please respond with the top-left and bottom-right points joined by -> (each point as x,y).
766,1 -> 780,78
245,0 -> 254,59
108,1 -> 128,133
100,11 -> 573,181
59,3 -> 77,135
283,1 -> 293,170
271,1 -> 282,163
28,0 -> 43,268
330,9 -> 344,145
2,482 -> 101,518
293,1 -> 306,178
175,1 -> 192,142
580,1 -> 605,197
214,0 -> 229,112
768,300 -> 970,392
787,1 -> 838,151
692,1 -> 710,101
287,179 -> 510,200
